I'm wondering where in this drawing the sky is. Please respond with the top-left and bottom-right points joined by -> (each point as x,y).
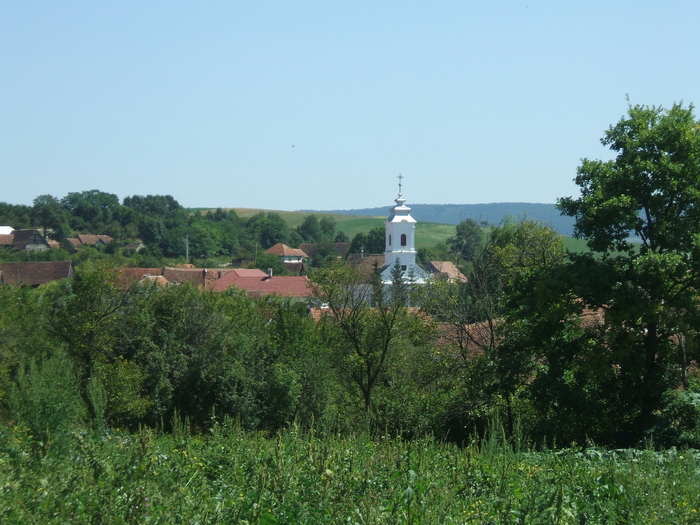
2,1 -> 699,211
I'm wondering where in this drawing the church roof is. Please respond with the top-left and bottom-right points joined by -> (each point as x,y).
387,195 -> 417,224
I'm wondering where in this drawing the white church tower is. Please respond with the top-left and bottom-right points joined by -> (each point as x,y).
380,176 -> 428,284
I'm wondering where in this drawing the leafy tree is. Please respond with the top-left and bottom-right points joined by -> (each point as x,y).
61,190 -> 122,232
247,212 -> 290,249
296,214 -> 322,243
448,218 -> 484,261
123,194 -> 183,219
418,219 -> 564,440
311,262 -> 411,421
32,194 -> 71,242
319,216 -> 336,238
348,227 -> 385,255
248,252 -> 289,276
0,202 -> 32,229
522,101 -> 700,445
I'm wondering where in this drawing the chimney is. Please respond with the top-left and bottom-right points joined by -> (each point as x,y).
267,268 -> 273,279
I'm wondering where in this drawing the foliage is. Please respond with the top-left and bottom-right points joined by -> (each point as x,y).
246,212 -> 291,249
1,421 -> 700,524
311,262 -> 416,422
348,226 -> 385,255
7,353 -> 86,457
516,101 -> 700,446
447,218 -> 484,261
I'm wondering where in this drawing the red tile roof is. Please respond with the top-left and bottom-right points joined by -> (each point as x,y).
212,272 -> 312,297
229,268 -> 268,278
162,267 -> 236,289
0,261 -> 73,286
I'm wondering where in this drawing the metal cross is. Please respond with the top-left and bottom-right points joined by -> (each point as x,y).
397,174 -> 403,195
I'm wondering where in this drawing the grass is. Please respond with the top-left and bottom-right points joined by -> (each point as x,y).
2,420 -> 699,524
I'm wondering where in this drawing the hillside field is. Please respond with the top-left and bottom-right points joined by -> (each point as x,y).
229,208 -> 587,253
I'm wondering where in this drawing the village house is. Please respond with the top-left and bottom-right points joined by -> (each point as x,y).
0,229 -> 51,251
264,243 -> 308,274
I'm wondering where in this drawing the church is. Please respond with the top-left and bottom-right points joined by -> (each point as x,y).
379,181 -> 429,285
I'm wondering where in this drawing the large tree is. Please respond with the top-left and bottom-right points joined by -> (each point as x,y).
548,101 -> 700,444
311,262 -> 411,420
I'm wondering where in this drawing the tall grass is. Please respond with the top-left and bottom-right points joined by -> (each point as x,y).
1,418 -> 698,524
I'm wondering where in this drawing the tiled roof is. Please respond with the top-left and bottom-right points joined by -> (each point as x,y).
0,261 -> 73,286
77,234 -> 113,246
67,238 -> 82,249
427,261 -> 467,283
265,243 -> 308,258
116,266 -> 244,289
115,267 -> 164,289
335,242 -> 352,257
212,272 -> 312,297
139,275 -> 169,287
229,268 -> 268,278
4,230 -> 50,250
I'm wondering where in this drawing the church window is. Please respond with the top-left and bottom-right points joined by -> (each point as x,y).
401,234 -> 407,246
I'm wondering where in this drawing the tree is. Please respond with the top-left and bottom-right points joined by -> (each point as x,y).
247,212 -> 290,249
32,194 -> 71,242
548,101 -> 700,444
311,262 -> 410,420
296,214 -> 322,243
61,190 -> 122,232
447,218 -> 484,261
319,216 -> 337,238
349,227 -> 385,255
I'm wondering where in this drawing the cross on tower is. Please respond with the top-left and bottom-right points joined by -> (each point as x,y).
397,174 -> 403,196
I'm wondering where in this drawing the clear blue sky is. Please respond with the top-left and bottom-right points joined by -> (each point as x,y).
2,1 -> 699,211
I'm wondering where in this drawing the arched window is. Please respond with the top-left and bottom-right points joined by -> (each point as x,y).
400,234 -> 407,246
389,234 -> 392,246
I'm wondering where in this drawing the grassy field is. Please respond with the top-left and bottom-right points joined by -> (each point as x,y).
230,208 -> 590,254
231,208 -> 455,250
2,421 -> 698,524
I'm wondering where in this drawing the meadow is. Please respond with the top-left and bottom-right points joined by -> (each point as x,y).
2,419 -> 698,524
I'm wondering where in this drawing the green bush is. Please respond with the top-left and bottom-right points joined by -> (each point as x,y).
8,354 -> 86,456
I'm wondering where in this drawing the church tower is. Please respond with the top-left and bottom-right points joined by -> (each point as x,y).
380,177 -> 428,284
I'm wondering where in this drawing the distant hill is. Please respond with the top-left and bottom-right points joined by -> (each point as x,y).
311,203 -> 576,237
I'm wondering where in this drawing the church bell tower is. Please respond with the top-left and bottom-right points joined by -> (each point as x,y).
380,176 -> 427,284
